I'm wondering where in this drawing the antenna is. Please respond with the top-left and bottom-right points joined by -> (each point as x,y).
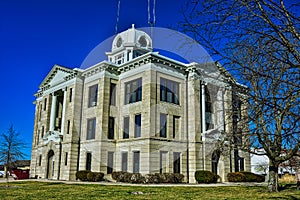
115,0 -> 121,34
148,0 -> 156,26
148,0 -> 156,38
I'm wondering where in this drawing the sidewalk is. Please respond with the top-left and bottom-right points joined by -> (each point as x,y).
6,178 -> 268,187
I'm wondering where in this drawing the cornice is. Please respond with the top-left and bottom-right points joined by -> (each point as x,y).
118,52 -> 187,74
81,62 -> 119,78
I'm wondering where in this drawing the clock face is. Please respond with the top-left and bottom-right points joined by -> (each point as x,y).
116,38 -> 122,48
138,36 -> 147,47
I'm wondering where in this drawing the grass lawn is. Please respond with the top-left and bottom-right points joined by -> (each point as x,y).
0,181 -> 300,200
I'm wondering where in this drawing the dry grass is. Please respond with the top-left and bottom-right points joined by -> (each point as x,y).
279,174 -> 297,184
0,181 -> 299,199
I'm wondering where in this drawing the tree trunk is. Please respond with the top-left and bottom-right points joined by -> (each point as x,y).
268,164 -> 279,192
4,165 -> 9,187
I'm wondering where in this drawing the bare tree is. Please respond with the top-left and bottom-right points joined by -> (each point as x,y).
181,0 -> 300,192
0,125 -> 26,187
255,161 -> 269,175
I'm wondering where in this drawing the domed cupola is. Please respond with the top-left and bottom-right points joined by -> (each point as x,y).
106,24 -> 152,65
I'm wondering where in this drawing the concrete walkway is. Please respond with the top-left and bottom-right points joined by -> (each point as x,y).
1,178 -> 268,187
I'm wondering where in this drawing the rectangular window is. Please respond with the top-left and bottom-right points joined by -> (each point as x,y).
107,152 -> 114,174
44,98 -> 47,111
125,78 -> 142,104
173,152 -> 181,173
205,86 -> 214,130
110,83 -> 116,106
173,116 -> 180,139
65,152 -> 68,166
69,88 -> 73,102
86,118 -> 96,140
88,84 -> 98,107
160,113 -> 167,138
133,151 -> 140,173
123,116 -> 130,139
39,155 -> 42,166
67,120 -> 70,134
160,78 -> 179,104
86,153 -> 92,171
160,151 -> 168,173
37,130 -> 40,144
108,117 -> 115,139
134,114 -> 141,138
39,104 -> 42,121
41,126 -> 44,138
121,152 -> 128,172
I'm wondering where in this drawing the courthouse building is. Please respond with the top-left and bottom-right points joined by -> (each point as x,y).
30,25 -> 250,183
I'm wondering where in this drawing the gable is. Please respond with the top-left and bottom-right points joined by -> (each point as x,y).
39,64 -> 74,88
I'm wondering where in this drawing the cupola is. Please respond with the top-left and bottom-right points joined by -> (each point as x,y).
106,24 -> 152,65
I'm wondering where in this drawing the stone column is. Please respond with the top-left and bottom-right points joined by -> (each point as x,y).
61,88 -> 67,135
201,84 -> 206,141
49,93 -> 57,131
201,83 -> 206,170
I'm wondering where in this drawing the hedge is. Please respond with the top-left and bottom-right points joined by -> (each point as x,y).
227,171 -> 265,182
87,172 -> 104,182
195,170 -> 219,183
76,170 -> 104,182
111,171 -> 184,184
76,170 -> 90,181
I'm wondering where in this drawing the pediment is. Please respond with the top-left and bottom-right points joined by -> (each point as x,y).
39,64 -> 74,88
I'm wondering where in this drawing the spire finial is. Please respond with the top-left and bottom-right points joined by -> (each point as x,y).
132,24 -> 135,29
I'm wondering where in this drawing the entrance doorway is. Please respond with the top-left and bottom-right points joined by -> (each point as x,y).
47,150 -> 55,179
212,150 -> 220,175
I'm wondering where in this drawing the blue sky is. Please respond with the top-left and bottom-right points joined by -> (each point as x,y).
0,0 -> 189,159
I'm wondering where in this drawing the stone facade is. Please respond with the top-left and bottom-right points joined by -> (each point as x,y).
30,26 -> 250,183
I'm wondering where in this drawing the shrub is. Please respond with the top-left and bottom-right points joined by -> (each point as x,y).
227,172 -> 246,182
76,170 -> 90,181
111,171 -> 122,181
86,172 -> 104,182
87,172 -> 96,182
155,173 -> 168,183
112,172 -> 184,184
174,173 -> 184,183
195,170 -> 219,183
111,171 -> 131,182
240,171 -> 265,182
129,173 -> 144,183
227,172 -> 265,182
143,174 -> 160,184
94,172 -> 104,182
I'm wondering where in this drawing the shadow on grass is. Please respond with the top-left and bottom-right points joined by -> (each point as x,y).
279,183 -> 298,192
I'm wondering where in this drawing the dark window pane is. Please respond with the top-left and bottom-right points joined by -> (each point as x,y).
160,78 -> 179,105
107,152 -> 114,174
173,116 -> 180,139
65,152 -> 68,166
122,152 -> 128,172
86,153 -> 92,171
125,78 -> 142,104
69,88 -> 72,102
108,117 -> 115,139
173,152 -> 180,173
87,118 -> 96,140
123,116 -> 129,139
110,83 -> 116,106
133,151 -> 140,173
134,114 -> 141,138
88,85 -> 98,107
160,114 -> 167,138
